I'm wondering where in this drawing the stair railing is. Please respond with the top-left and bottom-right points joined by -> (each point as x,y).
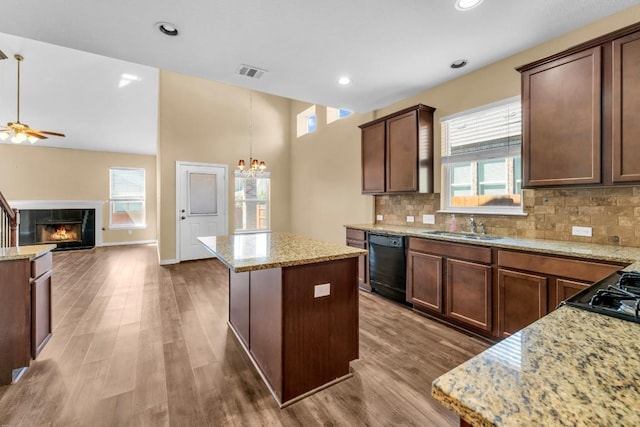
0,190 -> 18,248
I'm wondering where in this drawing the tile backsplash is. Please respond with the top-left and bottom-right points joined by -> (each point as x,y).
375,186 -> 640,248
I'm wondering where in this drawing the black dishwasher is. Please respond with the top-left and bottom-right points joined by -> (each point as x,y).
368,233 -> 407,304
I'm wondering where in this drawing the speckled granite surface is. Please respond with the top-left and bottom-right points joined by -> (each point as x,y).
345,224 -> 640,271
0,244 -> 56,261
198,232 -> 366,272
432,305 -> 640,426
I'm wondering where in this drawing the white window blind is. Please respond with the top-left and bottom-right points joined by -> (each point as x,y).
441,97 -> 523,214
109,167 -> 146,228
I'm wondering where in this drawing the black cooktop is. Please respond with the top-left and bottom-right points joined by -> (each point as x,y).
562,270 -> 640,324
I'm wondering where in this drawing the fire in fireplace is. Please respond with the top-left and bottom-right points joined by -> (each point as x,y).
38,223 -> 82,243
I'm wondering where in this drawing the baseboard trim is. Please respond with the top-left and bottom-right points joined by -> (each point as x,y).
99,240 -> 157,247
159,259 -> 179,265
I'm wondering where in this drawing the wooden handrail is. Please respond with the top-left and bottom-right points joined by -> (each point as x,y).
0,190 -> 18,247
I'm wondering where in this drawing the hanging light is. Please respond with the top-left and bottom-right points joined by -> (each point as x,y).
0,54 -> 65,144
237,90 -> 267,176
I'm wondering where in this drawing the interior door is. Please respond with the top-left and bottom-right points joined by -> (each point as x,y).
177,162 -> 227,261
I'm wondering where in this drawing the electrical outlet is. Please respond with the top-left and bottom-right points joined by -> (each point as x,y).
572,226 -> 592,237
314,283 -> 331,298
376,214 -> 383,221
422,214 -> 435,224
406,215 -> 415,223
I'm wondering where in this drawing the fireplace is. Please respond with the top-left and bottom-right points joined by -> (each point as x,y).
19,209 -> 95,250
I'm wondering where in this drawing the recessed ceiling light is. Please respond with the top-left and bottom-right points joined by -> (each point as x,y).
338,76 -> 351,85
156,22 -> 179,36
450,59 -> 468,69
455,0 -> 483,11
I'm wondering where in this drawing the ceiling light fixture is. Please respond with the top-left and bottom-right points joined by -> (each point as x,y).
0,54 -> 65,144
237,91 -> 267,177
156,22 -> 179,36
450,59 -> 468,69
455,0 -> 483,11
338,76 -> 351,86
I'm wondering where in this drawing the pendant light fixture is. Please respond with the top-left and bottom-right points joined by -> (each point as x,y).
237,90 -> 266,177
0,54 -> 66,144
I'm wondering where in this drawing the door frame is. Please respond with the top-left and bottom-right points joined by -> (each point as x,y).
175,161 -> 229,262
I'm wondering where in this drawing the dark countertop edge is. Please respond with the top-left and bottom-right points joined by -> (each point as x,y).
344,224 -> 638,268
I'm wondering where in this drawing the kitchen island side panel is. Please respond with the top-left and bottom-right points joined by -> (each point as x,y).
229,270 -> 250,348
249,268 -> 283,398
281,257 -> 359,402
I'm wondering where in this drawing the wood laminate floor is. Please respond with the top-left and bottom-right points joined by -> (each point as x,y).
0,245 -> 490,426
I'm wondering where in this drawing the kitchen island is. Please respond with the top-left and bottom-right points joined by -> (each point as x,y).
432,304 -> 640,426
198,232 -> 366,407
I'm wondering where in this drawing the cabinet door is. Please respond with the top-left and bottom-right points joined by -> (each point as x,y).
31,270 -> 52,359
522,47 -> 602,187
361,121 -> 386,193
612,31 -> 640,182
498,269 -> 548,338
446,259 -> 492,331
386,110 -> 418,192
407,251 -> 443,312
346,238 -> 369,291
555,278 -> 589,308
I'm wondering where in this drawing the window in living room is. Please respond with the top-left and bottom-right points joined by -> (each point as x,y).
441,96 -> 523,214
296,105 -> 317,137
326,107 -> 352,124
109,167 -> 146,228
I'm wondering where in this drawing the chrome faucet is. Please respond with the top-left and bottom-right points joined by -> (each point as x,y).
480,223 -> 486,235
469,215 -> 477,234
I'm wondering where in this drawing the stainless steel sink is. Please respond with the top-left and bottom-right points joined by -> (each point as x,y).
421,230 -> 502,241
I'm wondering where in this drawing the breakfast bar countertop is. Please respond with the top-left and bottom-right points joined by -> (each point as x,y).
431,305 -> 640,426
0,244 -> 56,262
198,232 -> 366,273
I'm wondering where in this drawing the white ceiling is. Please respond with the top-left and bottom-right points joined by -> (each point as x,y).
1,0 -> 639,155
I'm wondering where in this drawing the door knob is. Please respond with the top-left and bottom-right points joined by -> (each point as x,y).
181,216 -> 186,220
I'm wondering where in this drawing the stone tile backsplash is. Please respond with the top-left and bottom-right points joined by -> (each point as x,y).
375,186 -> 640,248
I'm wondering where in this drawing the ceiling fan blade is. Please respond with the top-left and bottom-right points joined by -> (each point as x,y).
35,130 -> 66,137
25,131 -> 48,140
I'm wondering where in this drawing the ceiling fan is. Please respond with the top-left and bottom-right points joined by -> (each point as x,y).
0,53 -> 65,144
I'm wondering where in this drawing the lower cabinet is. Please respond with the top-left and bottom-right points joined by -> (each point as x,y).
497,250 -> 622,338
406,238 -> 492,334
345,228 -> 370,291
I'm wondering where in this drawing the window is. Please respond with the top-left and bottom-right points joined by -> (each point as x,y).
109,167 -> 146,228
234,172 -> 270,232
326,107 -> 353,124
441,97 -> 522,214
296,105 -> 317,137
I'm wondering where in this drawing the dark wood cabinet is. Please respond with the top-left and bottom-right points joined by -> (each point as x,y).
359,104 -> 435,194
446,259 -> 492,332
0,249 -> 53,385
346,228 -> 370,291
407,237 -> 492,334
406,251 -> 443,312
497,249 -> 622,337
497,269 -> 548,338
518,22 -> 640,188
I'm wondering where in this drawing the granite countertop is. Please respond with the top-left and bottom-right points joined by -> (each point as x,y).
432,305 -> 640,426
345,224 -> 640,271
0,244 -> 56,262
198,232 -> 366,273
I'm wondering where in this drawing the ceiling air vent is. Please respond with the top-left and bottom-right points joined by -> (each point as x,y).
237,64 -> 267,79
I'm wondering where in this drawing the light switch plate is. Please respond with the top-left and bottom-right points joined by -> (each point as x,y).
406,216 -> 415,223
572,226 -> 592,237
376,214 -> 383,221
314,283 -> 331,298
422,214 -> 435,224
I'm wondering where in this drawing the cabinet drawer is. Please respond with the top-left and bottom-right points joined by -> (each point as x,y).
346,228 -> 366,241
497,250 -> 621,282
31,252 -> 52,279
409,238 -> 491,264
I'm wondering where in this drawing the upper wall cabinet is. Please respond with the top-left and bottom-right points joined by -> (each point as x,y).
518,22 -> 640,188
359,104 -> 435,194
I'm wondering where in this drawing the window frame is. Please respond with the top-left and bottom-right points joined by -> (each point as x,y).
440,96 -> 524,215
108,167 -> 147,229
